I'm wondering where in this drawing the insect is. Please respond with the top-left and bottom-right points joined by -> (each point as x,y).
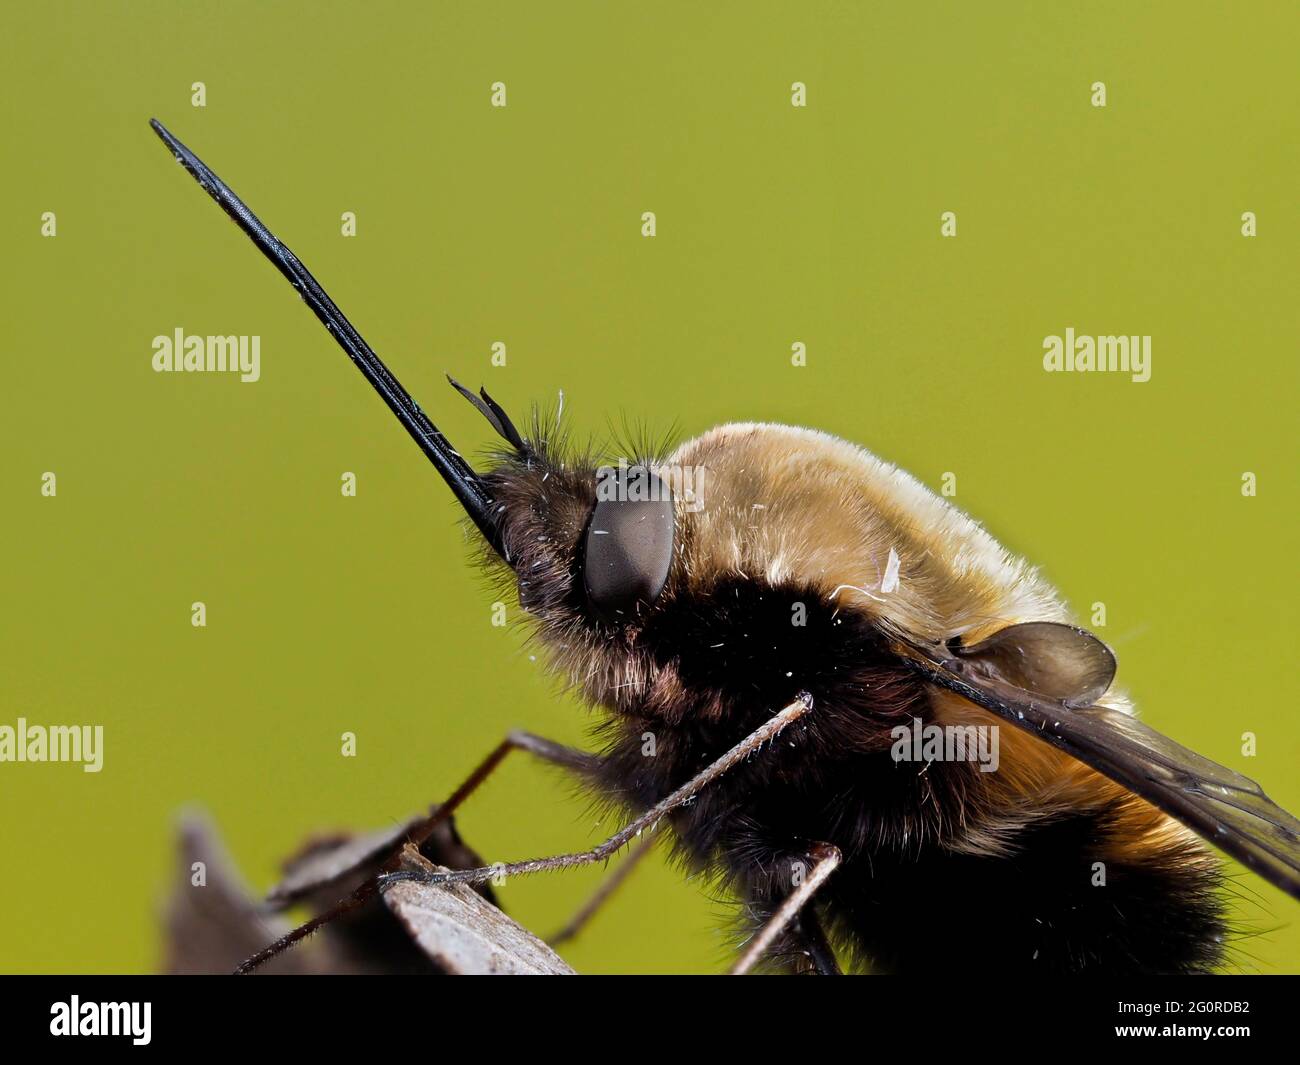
150,118 -> 1300,975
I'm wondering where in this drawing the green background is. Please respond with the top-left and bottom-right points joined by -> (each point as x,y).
2,1 -> 1296,974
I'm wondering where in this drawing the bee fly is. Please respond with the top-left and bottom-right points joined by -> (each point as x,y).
149,119 -> 1300,975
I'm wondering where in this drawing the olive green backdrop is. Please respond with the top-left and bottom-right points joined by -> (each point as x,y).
2,1 -> 1296,974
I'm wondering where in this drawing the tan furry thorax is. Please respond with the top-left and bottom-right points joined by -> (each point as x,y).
484,420 -> 1211,868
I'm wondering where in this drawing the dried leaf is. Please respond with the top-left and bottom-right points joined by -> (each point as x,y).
161,807 -> 574,975
383,848 -> 575,975
162,810 -> 315,974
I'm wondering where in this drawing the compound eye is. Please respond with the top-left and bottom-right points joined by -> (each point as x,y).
582,466 -> 675,619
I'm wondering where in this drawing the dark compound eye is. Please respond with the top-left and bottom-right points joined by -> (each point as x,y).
583,466 -> 676,619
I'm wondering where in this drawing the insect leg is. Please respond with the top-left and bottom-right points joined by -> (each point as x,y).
378,691 -> 815,892
730,842 -> 842,975
402,730 -> 597,852
234,729 -> 596,974
547,834 -> 656,946
790,905 -> 841,975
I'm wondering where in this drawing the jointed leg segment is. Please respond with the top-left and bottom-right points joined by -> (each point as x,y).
377,692 -> 815,892
730,842 -> 842,975
234,729 -> 593,974
548,834 -> 657,946
237,692 -> 815,974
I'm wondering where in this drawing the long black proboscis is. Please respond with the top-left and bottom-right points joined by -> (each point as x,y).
148,118 -> 503,556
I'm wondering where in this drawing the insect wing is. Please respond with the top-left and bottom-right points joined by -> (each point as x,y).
902,652 -> 1300,901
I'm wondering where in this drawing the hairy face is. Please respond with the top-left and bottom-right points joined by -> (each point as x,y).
476,422 -> 928,736
479,431 -> 679,714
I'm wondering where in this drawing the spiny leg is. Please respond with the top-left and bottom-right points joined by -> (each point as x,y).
548,834 -> 656,947
234,730 -> 596,974
730,842 -> 842,975
379,692 -> 816,892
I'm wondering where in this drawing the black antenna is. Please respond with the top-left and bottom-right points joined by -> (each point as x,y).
148,118 -> 504,557
446,376 -> 529,455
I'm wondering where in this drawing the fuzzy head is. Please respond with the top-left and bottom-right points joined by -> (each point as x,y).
466,397 -> 940,739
